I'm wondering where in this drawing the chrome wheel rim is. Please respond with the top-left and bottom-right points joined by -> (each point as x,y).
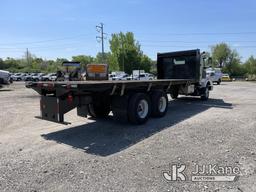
158,96 -> 167,113
137,99 -> 149,118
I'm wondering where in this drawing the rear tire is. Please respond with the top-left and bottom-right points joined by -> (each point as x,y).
217,79 -> 221,85
150,91 -> 168,117
87,96 -> 111,118
128,93 -> 151,124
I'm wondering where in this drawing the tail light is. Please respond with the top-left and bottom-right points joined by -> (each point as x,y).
67,94 -> 73,104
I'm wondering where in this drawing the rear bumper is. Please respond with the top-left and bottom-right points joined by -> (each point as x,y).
39,95 -> 92,124
40,96 -> 78,123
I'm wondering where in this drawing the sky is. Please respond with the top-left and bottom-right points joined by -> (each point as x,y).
0,0 -> 256,61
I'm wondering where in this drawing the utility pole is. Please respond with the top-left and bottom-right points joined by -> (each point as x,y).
121,38 -> 125,72
96,23 -> 107,63
26,48 -> 29,66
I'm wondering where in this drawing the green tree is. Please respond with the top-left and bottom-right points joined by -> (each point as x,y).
211,43 -> 232,67
244,56 -> 256,79
0,58 -> 6,69
211,43 -> 246,76
95,52 -> 119,72
3,57 -> 21,72
221,49 -> 245,76
109,32 -> 143,74
72,55 -> 94,68
140,55 -> 152,72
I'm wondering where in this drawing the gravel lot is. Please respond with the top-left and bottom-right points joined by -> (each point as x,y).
0,81 -> 256,192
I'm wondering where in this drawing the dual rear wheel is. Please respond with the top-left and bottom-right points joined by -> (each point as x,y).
87,91 -> 169,125
128,91 -> 168,124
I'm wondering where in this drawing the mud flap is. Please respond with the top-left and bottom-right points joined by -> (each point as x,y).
40,95 -> 78,123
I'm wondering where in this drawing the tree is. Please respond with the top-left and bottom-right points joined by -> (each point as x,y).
221,49 -> 245,76
3,57 -> 21,71
0,58 -> 6,69
211,43 -> 246,76
95,52 -> 119,72
211,43 -> 232,67
72,55 -> 94,68
95,52 -> 104,64
109,32 -> 144,74
244,56 -> 256,78
140,55 -> 152,72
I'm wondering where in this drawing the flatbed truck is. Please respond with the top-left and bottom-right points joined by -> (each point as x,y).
28,49 -> 213,124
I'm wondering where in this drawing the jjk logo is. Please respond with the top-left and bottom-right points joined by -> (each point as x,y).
163,164 -> 186,181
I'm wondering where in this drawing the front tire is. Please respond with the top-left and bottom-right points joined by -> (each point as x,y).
201,86 -> 209,101
128,93 -> 151,124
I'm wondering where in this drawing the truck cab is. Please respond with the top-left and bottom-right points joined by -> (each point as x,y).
157,49 -> 213,100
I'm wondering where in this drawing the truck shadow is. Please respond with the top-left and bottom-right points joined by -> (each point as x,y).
0,89 -> 13,92
42,98 -> 233,156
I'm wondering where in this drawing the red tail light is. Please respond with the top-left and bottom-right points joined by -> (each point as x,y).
67,94 -> 73,104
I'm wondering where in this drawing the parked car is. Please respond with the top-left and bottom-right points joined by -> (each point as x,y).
108,74 -> 116,80
206,68 -> 223,85
32,73 -> 46,81
112,73 -> 129,80
24,73 -> 36,81
11,73 -> 27,81
221,73 -> 232,82
11,73 -> 19,81
41,73 -> 57,81
109,71 -> 126,80
130,73 -> 154,80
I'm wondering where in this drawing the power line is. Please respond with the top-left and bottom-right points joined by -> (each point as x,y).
141,44 -> 256,48
140,40 -> 256,44
0,41 -> 93,50
136,31 -> 256,36
0,34 -> 94,46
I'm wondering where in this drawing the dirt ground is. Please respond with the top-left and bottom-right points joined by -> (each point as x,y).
0,81 -> 255,192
